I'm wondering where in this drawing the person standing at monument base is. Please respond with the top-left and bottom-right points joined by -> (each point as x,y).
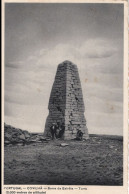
50,123 -> 57,140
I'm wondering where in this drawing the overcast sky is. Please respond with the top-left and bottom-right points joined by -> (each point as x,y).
5,3 -> 123,135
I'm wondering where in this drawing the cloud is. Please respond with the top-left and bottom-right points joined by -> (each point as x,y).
5,61 -> 24,69
86,112 -> 123,135
4,102 -> 48,133
79,39 -> 117,59
6,38 -> 118,71
84,84 -> 123,102
85,95 -> 123,114
36,38 -> 118,68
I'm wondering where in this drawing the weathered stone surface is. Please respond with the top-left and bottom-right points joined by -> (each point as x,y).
44,60 -> 89,140
19,134 -> 25,140
23,131 -> 31,138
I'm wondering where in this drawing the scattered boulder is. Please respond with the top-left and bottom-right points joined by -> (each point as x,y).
40,137 -> 48,141
23,131 -> 30,138
19,134 -> 25,140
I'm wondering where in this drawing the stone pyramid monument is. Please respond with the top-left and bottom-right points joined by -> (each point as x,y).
44,60 -> 89,139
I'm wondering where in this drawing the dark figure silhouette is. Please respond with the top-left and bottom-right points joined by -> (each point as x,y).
55,122 -> 61,138
50,123 -> 57,140
76,129 -> 83,140
57,123 -> 65,139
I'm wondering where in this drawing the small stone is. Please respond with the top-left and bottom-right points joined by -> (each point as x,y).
109,146 -> 114,149
60,143 -> 69,147
17,143 -> 23,146
4,140 -> 11,144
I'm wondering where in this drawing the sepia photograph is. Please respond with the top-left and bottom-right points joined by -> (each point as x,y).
3,1 -> 128,190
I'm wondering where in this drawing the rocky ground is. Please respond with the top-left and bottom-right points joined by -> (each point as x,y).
4,123 -> 49,145
4,124 -> 123,185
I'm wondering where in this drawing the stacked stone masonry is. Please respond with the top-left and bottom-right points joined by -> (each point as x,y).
44,60 -> 89,139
